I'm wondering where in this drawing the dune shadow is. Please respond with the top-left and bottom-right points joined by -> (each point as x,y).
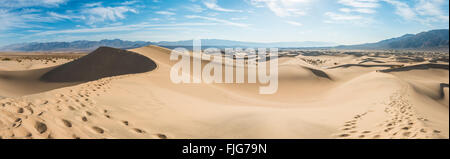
40,47 -> 157,82
440,83 -> 449,99
378,63 -> 449,73
302,67 -> 332,80
328,64 -> 402,69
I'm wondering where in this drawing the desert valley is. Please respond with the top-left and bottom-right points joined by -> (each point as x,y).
0,44 -> 448,139
0,0 -> 449,141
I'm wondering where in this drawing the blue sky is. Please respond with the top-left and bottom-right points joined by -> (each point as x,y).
0,0 -> 448,46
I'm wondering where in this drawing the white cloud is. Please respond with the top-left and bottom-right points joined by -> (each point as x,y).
325,12 -> 363,21
383,0 -> 416,20
155,11 -> 176,15
337,0 -> 379,14
186,15 -> 249,27
383,0 -> 448,23
415,0 -> 449,21
285,21 -> 303,26
48,11 -> 85,21
338,0 -> 379,8
231,17 -> 247,20
249,0 -> 310,17
185,4 -> 205,13
203,0 -> 242,12
324,12 -> 374,26
0,9 -> 56,31
339,7 -> 376,14
83,6 -> 137,24
84,2 -> 103,7
0,0 -> 67,8
121,1 -> 139,5
33,22 -> 219,36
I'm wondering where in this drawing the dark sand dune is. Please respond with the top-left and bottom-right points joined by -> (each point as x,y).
1,47 -> 157,97
328,64 -> 402,69
302,66 -> 332,80
41,47 -> 157,82
378,63 -> 449,73
439,83 -> 449,99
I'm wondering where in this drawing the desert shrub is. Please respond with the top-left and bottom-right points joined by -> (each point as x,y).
390,65 -> 404,69
1,58 -> 11,61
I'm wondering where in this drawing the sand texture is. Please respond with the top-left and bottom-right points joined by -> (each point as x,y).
0,46 -> 448,139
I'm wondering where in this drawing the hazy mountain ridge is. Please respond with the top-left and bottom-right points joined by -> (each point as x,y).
337,29 -> 449,50
157,39 -> 338,48
1,39 -> 338,52
1,29 -> 448,52
1,39 -> 153,52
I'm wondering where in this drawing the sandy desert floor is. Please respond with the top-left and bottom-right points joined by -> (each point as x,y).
0,46 -> 448,139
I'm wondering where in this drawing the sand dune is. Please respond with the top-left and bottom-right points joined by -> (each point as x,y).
0,45 -> 448,139
41,47 -> 157,82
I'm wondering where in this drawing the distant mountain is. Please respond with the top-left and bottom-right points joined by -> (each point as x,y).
337,29 -> 449,50
0,39 -> 338,52
5,29 -> 448,52
0,39 -> 153,52
156,39 -> 338,48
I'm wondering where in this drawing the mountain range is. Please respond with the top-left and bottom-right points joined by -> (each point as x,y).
0,29 -> 448,52
337,29 -> 449,50
0,39 -> 337,52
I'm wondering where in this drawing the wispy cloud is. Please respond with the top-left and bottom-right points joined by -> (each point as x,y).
121,1 -> 139,5
339,7 -> 376,14
337,0 -> 379,14
338,0 -> 379,8
249,0 -> 309,17
203,0 -> 242,12
415,0 -> 449,21
33,22 -> 219,36
383,0 -> 448,24
83,6 -> 138,24
0,9 -> 61,31
324,12 -> 374,26
185,4 -> 205,13
155,11 -> 176,15
48,12 -> 85,21
383,0 -> 416,20
84,2 -> 103,7
285,21 -> 303,26
0,0 -> 67,8
325,12 -> 363,21
186,15 -> 249,27
230,17 -> 247,20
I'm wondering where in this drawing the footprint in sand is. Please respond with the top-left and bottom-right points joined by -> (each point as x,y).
156,134 -> 168,139
62,119 -> 72,128
72,134 -> 80,139
12,118 -> 22,128
338,134 -> 350,137
403,132 -> 411,137
92,126 -> 105,134
68,106 -> 76,111
25,106 -> 33,114
132,128 -> 145,134
17,107 -> 24,114
35,121 -> 47,134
